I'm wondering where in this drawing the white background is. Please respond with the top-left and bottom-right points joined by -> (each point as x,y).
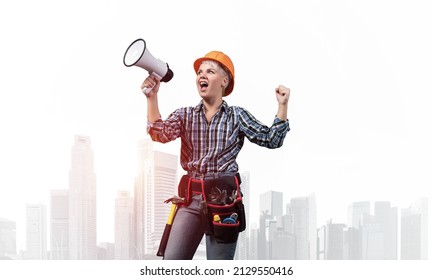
0,0 -> 432,270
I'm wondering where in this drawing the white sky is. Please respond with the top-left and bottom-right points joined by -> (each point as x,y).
1,0 -> 432,261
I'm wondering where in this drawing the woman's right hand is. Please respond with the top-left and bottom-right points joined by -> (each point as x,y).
141,74 -> 161,97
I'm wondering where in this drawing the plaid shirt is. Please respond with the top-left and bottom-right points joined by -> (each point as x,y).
147,100 -> 290,179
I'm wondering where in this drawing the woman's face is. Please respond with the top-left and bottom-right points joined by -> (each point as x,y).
196,61 -> 228,100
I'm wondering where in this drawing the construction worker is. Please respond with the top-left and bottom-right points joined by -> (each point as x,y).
142,50 -> 290,259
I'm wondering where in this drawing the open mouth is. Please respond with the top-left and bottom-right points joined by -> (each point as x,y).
199,81 -> 208,91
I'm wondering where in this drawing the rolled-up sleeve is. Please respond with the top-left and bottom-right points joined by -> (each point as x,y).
147,110 -> 183,143
239,108 -> 290,149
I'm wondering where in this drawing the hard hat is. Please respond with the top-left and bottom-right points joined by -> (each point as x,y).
194,51 -> 235,96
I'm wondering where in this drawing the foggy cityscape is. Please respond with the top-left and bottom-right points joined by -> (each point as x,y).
0,135 -> 428,260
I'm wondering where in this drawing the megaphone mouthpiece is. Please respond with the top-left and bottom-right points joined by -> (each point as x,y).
160,64 -> 174,83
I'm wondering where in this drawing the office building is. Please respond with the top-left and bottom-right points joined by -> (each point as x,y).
288,193 -> 317,259
115,191 -> 134,260
25,203 -> 47,259
134,139 -> 178,258
68,135 -> 97,259
50,189 -> 69,259
401,198 -> 428,260
0,218 -> 17,259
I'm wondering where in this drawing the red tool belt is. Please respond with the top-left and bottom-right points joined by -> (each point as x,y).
177,173 -> 246,243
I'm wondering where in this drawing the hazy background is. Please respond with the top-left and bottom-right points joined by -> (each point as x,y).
0,0 -> 432,260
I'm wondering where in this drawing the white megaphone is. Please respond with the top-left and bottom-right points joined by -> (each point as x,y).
123,39 -> 173,94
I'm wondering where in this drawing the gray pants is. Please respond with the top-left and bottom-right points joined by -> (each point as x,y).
163,195 -> 237,260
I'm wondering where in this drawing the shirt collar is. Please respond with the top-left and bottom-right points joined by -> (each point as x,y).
194,100 -> 229,113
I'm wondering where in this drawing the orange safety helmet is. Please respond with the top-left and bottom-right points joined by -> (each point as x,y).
193,51 -> 235,96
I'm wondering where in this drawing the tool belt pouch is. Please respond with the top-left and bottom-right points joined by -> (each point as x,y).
212,219 -> 240,244
205,175 -> 246,244
208,201 -> 244,244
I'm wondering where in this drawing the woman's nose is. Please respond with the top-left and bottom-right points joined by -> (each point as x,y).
198,71 -> 207,78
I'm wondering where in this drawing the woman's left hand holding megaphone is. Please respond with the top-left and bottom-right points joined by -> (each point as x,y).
141,74 -> 161,96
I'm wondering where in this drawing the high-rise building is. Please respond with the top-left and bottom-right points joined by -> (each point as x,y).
281,211 -> 297,259
317,220 -> 346,260
343,226 -> 361,260
374,201 -> 398,259
258,209 -> 271,259
346,201 -> 371,259
0,218 -> 17,259
347,201 -> 370,229
68,135 -> 97,259
25,203 -> 47,259
115,191 -> 134,260
401,198 -> 428,260
260,190 -> 283,218
345,201 -> 398,260
361,216 -> 385,260
248,223 -> 259,260
268,219 -> 296,260
50,189 -> 69,259
288,193 -> 317,259
134,139 -> 178,258
258,191 -> 283,259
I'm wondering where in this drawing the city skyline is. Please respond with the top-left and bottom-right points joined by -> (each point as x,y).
1,133 -> 430,251
1,185 -> 428,260
0,134 -> 428,260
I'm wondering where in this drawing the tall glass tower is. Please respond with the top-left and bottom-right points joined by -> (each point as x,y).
289,193 -> 317,259
134,139 -> 178,258
25,203 -> 47,259
68,135 -> 97,259
50,189 -> 69,259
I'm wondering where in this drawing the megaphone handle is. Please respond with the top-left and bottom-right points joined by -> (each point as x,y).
143,87 -> 152,95
142,72 -> 163,95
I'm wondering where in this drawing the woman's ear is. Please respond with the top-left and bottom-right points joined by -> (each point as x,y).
222,76 -> 229,88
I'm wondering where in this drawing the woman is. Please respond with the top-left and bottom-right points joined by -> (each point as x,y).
142,50 -> 290,259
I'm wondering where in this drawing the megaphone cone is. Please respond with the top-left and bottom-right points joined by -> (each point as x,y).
123,39 -> 173,84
